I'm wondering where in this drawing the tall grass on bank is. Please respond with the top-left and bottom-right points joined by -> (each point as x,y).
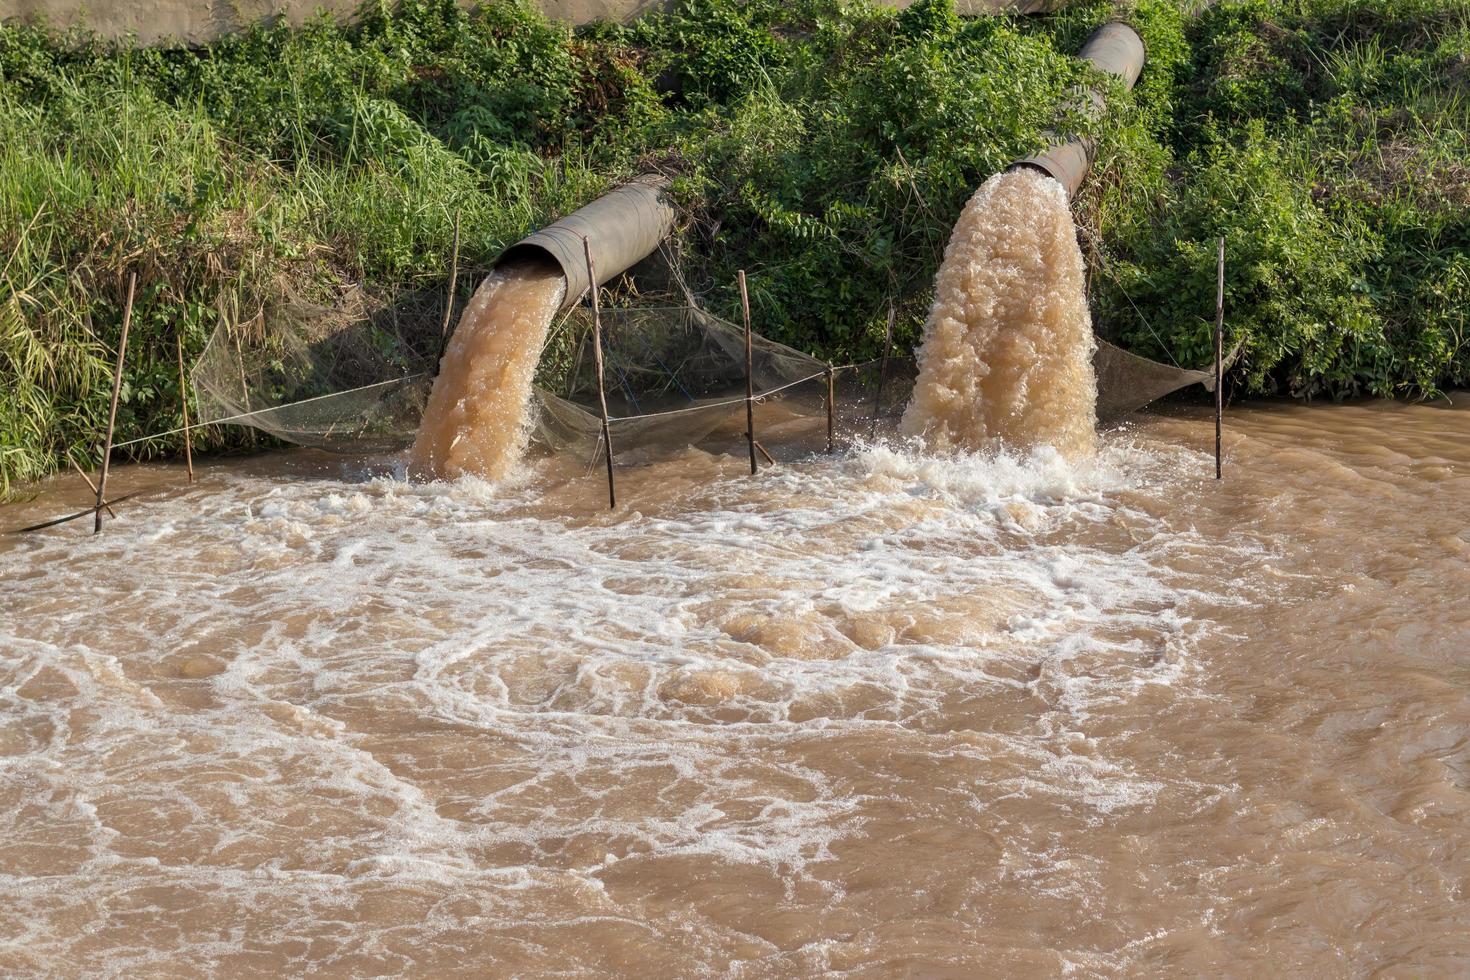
0,6 -> 620,497
1,0 -> 1467,498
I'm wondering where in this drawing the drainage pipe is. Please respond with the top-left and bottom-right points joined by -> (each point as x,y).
496,175 -> 675,313
1009,21 -> 1146,199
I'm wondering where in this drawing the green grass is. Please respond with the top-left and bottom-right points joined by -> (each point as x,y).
0,0 -> 1466,496
1097,0 -> 1470,397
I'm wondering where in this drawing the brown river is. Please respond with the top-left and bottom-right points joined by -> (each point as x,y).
3,397 -> 1468,977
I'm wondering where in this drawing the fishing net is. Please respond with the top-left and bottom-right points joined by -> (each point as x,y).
189,286 -> 859,460
191,284 -> 441,453
537,305 -> 842,460
191,274 -> 1215,462
1094,338 -> 1217,420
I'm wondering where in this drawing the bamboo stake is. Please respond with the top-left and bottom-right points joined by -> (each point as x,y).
753,439 -> 776,466
68,455 -> 115,518
825,362 -> 835,453
95,272 -> 135,534
583,236 -> 616,509
739,270 -> 756,476
871,303 -> 895,439
175,328 -> 194,483
436,209 -> 462,370
1215,236 -> 1225,480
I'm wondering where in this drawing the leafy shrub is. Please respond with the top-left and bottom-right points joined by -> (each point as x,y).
635,0 -> 790,106
1103,123 -> 1389,397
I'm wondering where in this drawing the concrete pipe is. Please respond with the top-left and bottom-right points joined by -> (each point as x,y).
496,175 -> 675,313
1010,21 -> 1147,199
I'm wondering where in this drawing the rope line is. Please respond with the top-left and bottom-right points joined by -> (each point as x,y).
606,367 -> 846,423
1080,228 -> 1184,370
1116,286 -> 1182,370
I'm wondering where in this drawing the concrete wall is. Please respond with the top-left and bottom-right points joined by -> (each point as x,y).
0,1 -> 655,45
0,0 -> 1056,45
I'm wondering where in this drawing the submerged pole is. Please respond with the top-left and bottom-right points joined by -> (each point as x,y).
7,491 -> 142,536
95,272 -> 135,534
1215,236 -> 1225,480
583,236 -> 616,509
436,209 -> 462,369
826,362 -> 835,453
68,456 -> 114,519
175,327 -> 194,483
739,270 -> 756,476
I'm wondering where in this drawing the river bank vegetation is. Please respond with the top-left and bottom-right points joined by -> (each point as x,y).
0,0 -> 1466,495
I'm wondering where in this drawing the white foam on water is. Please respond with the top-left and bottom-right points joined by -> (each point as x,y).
0,435 -> 1263,973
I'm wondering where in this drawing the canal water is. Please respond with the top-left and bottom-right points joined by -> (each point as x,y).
3,398 -> 1467,976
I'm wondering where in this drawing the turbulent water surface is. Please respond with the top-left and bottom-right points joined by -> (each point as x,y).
3,398 -> 1469,976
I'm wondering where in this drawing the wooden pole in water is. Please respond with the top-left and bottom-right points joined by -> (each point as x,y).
1215,236 -> 1225,480
739,270 -> 756,476
825,362 -> 835,453
871,303 -> 895,439
583,236 -> 616,509
68,455 -> 114,519
436,209 -> 462,369
95,271 -> 135,534
175,327 -> 194,483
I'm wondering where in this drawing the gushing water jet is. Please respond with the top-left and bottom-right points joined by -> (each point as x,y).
901,22 -> 1150,457
411,177 -> 674,480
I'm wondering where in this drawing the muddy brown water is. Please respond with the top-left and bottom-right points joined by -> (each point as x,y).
410,256 -> 566,482
2,399 -> 1468,976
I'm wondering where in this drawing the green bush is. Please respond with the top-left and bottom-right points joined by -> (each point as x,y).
1104,123 -> 1389,396
1089,0 -> 1468,399
0,3 -> 622,496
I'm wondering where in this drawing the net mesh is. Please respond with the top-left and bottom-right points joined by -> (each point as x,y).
1094,337 -> 1216,420
537,305 -> 840,460
192,284 -> 441,453
192,273 -> 1215,462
